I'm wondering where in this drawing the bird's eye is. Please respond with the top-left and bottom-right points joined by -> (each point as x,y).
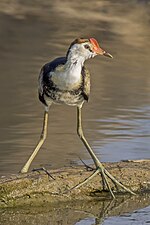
84,44 -> 90,50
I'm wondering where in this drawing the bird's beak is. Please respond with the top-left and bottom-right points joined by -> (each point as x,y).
103,51 -> 113,58
93,47 -> 113,59
94,48 -> 113,58
89,38 -> 113,58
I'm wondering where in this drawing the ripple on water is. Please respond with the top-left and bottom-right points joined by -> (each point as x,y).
74,205 -> 150,225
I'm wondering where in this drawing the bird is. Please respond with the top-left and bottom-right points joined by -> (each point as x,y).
20,37 -> 135,198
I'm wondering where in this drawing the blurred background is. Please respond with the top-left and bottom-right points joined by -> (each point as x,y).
0,0 -> 150,176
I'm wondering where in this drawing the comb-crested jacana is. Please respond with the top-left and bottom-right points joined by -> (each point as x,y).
20,38 -> 135,198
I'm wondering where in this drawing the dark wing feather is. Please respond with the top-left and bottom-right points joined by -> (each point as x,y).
38,57 -> 67,105
42,57 -> 67,86
81,66 -> 90,101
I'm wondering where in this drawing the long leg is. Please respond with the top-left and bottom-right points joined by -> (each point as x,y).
75,105 -> 135,198
20,110 -> 49,173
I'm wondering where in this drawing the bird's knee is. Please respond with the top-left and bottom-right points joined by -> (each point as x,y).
77,127 -> 82,138
40,133 -> 47,141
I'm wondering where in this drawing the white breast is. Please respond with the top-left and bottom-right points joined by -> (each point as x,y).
51,61 -> 82,90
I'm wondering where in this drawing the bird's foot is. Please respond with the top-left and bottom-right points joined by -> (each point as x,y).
32,167 -> 55,180
69,163 -> 136,199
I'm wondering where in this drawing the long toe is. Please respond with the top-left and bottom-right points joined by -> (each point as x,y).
68,165 -> 136,198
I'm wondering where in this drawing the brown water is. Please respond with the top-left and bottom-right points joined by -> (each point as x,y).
0,194 -> 150,225
0,0 -> 150,224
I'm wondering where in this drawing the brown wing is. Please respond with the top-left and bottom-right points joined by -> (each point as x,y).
81,66 -> 90,101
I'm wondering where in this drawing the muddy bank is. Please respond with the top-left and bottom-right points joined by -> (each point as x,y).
0,160 -> 150,208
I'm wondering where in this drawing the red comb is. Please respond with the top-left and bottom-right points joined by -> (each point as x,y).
89,38 -> 100,50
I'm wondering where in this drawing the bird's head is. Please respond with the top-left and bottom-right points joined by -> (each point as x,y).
66,37 -> 113,61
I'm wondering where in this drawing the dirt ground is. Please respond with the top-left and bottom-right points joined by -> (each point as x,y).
0,160 -> 150,208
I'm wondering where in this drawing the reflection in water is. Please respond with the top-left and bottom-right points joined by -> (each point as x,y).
0,194 -> 150,225
77,205 -> 150,225
0,1 -> 150,175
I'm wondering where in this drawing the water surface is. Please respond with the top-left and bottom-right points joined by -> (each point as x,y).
0,194 -> 150,225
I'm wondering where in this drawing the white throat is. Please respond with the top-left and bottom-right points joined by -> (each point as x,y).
65,54 -> 85,79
